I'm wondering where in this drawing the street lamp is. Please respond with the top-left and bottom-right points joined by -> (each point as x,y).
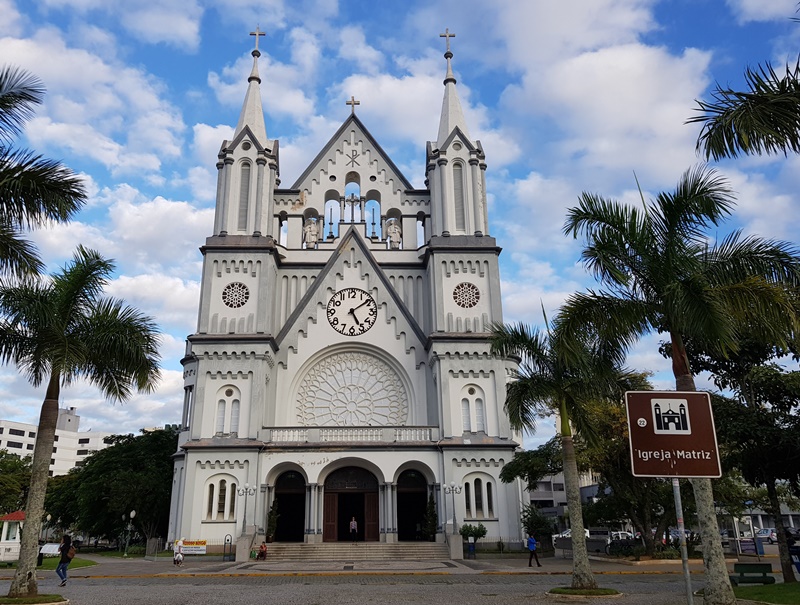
45,514 -> 51,543
123,510 -> 136,557
444,481 -> 462,535
237,483 -> 256,535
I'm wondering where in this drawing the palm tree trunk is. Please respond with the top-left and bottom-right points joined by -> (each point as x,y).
562,434 -> 597,589
671,333 -> 735,605
765,479 -> 796,583
7,373 -> 60,598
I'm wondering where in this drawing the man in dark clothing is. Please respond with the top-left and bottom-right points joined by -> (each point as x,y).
527,534 -> 541,567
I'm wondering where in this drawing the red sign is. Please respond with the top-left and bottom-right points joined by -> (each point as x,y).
625,391 -> 721,478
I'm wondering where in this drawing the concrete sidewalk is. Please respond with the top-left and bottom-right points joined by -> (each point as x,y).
0,551 -> 737,581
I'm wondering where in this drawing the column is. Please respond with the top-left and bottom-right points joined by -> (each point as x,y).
253,157 -> 266,236
437,158 -> 449,235
213,158 -> 225,234
469,157 -> 483,236
219,156 -> 234,235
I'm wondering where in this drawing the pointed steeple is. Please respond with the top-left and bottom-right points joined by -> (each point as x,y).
436,28 -> 470,149
234,27 -> 269,144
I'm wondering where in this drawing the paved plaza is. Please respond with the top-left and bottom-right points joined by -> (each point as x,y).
1,551 -> 783,605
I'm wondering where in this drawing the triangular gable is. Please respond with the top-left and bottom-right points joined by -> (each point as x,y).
276,226 -> 427,346
224,125 -> 274,155
290,114 -> 413,191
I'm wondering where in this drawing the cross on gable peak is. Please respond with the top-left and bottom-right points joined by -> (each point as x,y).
346,95 -> 360,115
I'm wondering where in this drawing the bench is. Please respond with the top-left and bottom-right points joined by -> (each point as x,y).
729,562 -> 775,586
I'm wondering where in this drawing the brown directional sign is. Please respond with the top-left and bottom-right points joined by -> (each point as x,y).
625,391 -> 721,478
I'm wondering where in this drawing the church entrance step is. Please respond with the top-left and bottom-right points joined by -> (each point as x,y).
262,542 -> 451,561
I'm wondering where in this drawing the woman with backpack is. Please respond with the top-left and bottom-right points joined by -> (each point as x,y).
56,535 -> 74,587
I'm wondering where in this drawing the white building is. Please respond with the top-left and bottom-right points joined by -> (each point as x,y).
168,33 -> 524,553
0,407 -> 111,476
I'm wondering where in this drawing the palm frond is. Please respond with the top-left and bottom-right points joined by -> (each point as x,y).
0,66 -> 45,142
0,218 -> 44,277
690,60 -> 800,160
0,146 -> 87,227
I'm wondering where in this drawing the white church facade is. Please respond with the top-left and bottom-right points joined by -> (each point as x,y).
168,31 -> 523,552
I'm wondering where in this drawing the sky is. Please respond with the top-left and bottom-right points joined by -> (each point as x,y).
1,0 -> 799,448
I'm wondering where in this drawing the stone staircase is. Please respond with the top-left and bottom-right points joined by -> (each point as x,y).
263,541 -> 451,561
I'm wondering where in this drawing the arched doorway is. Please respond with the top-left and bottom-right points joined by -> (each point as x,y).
397,470 -> 428,541
323,467 -> 379,542
274,471 -> 306,542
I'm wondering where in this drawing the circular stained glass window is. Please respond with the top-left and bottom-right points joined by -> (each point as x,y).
453,282 -> 480,308
222,282 -> 249,308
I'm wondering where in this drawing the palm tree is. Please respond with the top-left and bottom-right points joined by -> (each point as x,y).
0,66 -> 86,277
1,246 -> 161,598
689,60 -> 800,161
490,321 -> 629,590
560,165 -> 800,604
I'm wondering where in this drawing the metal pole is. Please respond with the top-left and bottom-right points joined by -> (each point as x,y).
672,478 -> 693,605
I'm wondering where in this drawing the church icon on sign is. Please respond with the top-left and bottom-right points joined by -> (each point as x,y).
652,398 -> 691,434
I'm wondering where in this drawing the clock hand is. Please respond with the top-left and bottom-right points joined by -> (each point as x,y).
351,299 -> 372,311
348,308 -> 361,325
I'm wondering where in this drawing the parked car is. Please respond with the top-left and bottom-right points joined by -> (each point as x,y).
755,528 -> 777,544
611,531 -> 634,541
551,528 -> 590,546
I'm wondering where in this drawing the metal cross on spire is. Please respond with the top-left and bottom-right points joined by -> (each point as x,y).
346,95 -> 360,115
250,26 -> 266,51
439,28 -> 455,53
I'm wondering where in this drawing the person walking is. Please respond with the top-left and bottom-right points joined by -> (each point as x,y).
527,533 -> 541,567
56,535 -> 73,587
349,517 -> 358,542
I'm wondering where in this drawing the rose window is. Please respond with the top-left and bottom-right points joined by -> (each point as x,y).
453,282 -> 480,308
222,282 -> 249,308
297,352 -> 407,426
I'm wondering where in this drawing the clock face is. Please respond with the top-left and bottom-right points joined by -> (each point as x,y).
327,288 -> 377,336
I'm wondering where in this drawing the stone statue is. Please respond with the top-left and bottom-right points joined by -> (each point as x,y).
386,219 -> 401,249
304,218 -> 318,249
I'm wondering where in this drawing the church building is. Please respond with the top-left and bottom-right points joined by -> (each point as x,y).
168,30 -> 523,554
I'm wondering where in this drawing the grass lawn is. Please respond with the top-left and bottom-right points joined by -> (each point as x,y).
733,582 -> 800,604
3,557 -> 97,571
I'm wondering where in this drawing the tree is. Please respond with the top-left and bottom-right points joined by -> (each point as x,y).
0,450 -> 31,514
560,165 -> 800,605
0,66 -> 86,278
62,428 -> 179,542
579,399 -> 682,557
499,438 -> 564,490
490,321 -> 630,590
690,61 -> 800,160
0,246 -> 161,598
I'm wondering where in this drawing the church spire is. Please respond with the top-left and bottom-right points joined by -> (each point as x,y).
436,28 -> 470,149
234,27 -> 269,144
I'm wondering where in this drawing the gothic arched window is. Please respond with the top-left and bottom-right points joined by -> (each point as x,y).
238,162 -> 251,231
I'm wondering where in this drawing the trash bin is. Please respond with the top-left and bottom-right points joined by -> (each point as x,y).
754,537 -> 765,556
37,552 -> 44,566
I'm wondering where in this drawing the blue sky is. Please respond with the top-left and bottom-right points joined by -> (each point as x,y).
1,0 -> 799,447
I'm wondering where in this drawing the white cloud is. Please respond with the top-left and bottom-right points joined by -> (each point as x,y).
337,25 -> 384,74
0,0 -> 23,35
725,0 -> 798,23
122,2 -> 203,50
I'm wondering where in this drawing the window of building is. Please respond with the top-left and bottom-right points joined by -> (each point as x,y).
77,449 -> 88,456
28,431 -> 35,438
0,427 -> 4,434
487,483 -> 494,517
50,458 -> 55,465
26,444 -> 33,450
9,428 -> 24,436
238,162 -> 251,231
553,483 -> 565,492
205,477 -> 236,521
53,447 -> 57,453
460,386 -> 487,433
464,482 -> 472,517
453,163 -> 466,231
54,435 -> 58,441
464,475 -> 495,519
7,441 -> 22,448
79,438 -> 90,444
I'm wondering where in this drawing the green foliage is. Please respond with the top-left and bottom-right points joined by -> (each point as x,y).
46,428 -> 179,542
459,523 -> 487,540
733,581 -> 800,604
520,504 -> 554,540
422,493 -> 437,539
0,450 -> 30,514
0,65 -> 87,280
500,439 -> 563,489
266,499 -> 279,537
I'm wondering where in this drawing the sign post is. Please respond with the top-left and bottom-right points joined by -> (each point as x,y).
625,391 -> 722,605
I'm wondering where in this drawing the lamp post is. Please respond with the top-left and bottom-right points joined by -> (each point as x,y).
123,510 -> 136,557
237,483 -> 256,535
45,514 -> 51,543
444,481 -> 462,535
